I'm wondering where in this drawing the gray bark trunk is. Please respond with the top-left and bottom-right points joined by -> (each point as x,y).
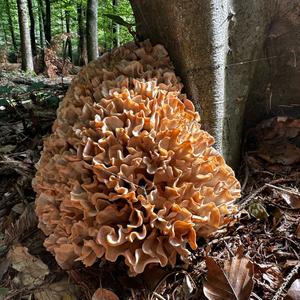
86,0 -> 99,61
17,0 -> 34,72
245,0 -> 300,129
130,0 -> 273,168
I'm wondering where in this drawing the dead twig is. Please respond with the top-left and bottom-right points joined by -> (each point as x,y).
265,183 -> 300,197
272,262 -> 300,300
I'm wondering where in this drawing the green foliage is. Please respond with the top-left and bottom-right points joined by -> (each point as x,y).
0,0 -> 134,62
99,0 -> 135,51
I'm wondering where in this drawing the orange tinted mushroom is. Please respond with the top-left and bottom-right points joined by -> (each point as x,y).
33,40 -> 241,276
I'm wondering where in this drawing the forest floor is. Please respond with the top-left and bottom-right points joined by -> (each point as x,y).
0,70 -> 299,300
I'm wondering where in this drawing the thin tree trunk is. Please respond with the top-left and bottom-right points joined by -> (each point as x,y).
37,0 -> 46,46
77,0 -> 87,65
112,0 -> 120,48
27,0 -> 37,56
38,2 -> 45,48
44,0 -> 51,45
65,8 -> 72,60
101,0 -> 107,51
17,0 -> 34,71
86,0 -> 99,61
5,0 -> 17,51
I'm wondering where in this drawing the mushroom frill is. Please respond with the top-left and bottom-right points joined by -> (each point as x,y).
33,40 -> 241,276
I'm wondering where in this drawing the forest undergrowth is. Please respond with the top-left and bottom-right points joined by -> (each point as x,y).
0,71 -> 299,300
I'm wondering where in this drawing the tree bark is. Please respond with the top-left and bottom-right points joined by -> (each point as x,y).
86,0 -> 99,61
112,0 -> 120,48
101,0 -> 107,51
44,0 -> 51,45
38,1 -> 45,49
77,1 -> 87,65
65,8 -> 73,61
37,0 -> 46,45
5,0 -> 17,51
27,0 -> 37,56
17,0 -> 34,72
130,0 -> 272,168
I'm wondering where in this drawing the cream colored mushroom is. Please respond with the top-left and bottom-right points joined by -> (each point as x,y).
33,40 -> 241,276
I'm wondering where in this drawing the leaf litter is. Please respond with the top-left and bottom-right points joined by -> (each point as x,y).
0,74 -> 299,300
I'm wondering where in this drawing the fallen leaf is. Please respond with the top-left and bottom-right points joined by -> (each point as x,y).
182,273 -> 196,298
283,260 -> 300,268
11,203 -> 26,215
203,254 -> 254,300
8,245 -> 49,289
248,202 -> 269,220
285,279 -> 300,300
4,203 -> 37,245
92,288 -> 119,300
34,279 -> 78,300
261,265 -> 283,289
280,192 -> 300,209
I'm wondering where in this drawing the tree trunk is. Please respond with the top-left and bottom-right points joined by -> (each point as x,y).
17,0 -> 34,72
112,0 -> 119,48
38,2 -> 45,49
130,0 -> 272,168
5,0 -> 17,51
101,0 -> 107,51
37,0 -> 46,46
44,0 -> 51,45
86,0 -> 99,61
65,7 -> 73,61
27,0 -> 37,56
77,1 -> 87,65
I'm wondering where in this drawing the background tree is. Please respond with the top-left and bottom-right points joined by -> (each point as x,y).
65,1 -> 73,61
86,0 -> 99,61
112,0 -> 120,47
5,0 -> 18,51
27,0 -> 37,56
77,0 -> 87,65
17,0 -> 34,71
45,0 -> 51,45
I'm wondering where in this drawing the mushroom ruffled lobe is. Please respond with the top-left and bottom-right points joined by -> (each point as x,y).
33,40 -> 241,276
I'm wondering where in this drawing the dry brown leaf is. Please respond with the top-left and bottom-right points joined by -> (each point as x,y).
203,254 -> 254,300
8,245 -> 49,289
4,203 -> 37,245
280,192 -> 300,209
261,266 -> 283,289
34,279 -> 78,300
254,263 -> 283,289
92,288 -> 119,300
285,279 -> 300,300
